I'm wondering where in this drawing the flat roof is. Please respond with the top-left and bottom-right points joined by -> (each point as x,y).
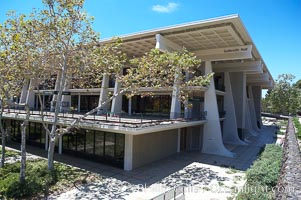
99,14 -> 274,89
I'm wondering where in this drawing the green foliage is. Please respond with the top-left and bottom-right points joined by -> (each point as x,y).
0,147 -> 20,157
126,48 -> 211,102
0,159 -> 91,199
262,74 -> 301,115
293,117 -> 301,139
237,144 -> 282,200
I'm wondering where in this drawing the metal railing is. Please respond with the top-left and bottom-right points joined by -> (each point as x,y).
150,186 -> 185,200
2,108 -> 207,130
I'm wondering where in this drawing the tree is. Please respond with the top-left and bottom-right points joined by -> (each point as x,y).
31,0 -> 99,170
263,74 -> 301,115
54,48 -> 213,142
2,0 -> 213,173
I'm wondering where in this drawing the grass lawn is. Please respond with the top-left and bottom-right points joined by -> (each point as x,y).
0,159 -> 98,199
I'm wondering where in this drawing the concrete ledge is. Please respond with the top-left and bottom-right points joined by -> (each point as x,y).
276,118 -> 301,199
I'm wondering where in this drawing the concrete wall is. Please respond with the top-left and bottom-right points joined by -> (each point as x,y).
132,129 -> 178,169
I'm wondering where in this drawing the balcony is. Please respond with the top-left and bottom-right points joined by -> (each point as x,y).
2,108 -> 207,134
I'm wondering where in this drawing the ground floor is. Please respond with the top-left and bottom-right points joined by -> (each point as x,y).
3,119 -> 209,170
3,124 -> 277,200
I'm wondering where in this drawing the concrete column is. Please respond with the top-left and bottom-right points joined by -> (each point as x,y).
45,131 -> 48,151
184,99 -> 190,119
245,97 -> 258,137
111,80 -> 122,116
202,61 -> 234,157
128,97 -> 132,116
177,128 -> 181,153
77,94 -> 81,112
58,135 -> 62,154
19,80 -> 29,104
184,71 -> 190,119
26,79 -> 36,109
230,72 -> 246,129
248,86 -> 261,132
252,86 -> 262,128
60,79 -> 71,112
51,72 -> 62,111
97,74 -> 109,114
124,134 -> 133,171
223,72 -> 247,145
170,67 -> 181,119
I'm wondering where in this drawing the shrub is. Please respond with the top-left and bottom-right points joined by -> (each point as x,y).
293,117 -> 301,139
0,159 -> 90,199
0,160 -> 55,199
237,144 -> 282,200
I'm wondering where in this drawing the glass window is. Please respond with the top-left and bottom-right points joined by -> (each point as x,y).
77,129 -> 86,153
105,132 -> 115,159
85,130 -> 95,155
95,131 -> 104,157
71,95 -> 78,111
115,134 -> 125,164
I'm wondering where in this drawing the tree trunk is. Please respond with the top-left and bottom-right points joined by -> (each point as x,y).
47,137 -> 55,170
20,122 -> 27,183
19,104 -> 30,183
47,54 -> 68,171
1,132 -> 5,168
0,101 -> 5,168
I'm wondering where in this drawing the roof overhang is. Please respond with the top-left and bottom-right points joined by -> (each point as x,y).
99,14 -> 274,89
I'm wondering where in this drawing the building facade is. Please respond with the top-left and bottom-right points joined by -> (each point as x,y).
3,15 -> 274,170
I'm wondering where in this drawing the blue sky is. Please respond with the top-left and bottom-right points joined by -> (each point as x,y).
1,0 -> 301,87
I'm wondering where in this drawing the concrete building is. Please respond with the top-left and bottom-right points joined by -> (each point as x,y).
3,15 -> 274,170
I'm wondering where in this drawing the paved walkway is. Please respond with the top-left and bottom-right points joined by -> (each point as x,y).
6,125 -> 277,199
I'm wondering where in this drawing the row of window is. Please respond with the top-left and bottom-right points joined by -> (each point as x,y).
8,120 -> 125,168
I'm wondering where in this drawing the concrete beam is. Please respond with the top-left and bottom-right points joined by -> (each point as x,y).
155,34 -> 183,52
194,45 -> 252,61
213,61 -> 262,73
247,72 -> 269,80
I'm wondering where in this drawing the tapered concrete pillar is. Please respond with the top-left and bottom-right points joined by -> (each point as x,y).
245,97 -> 258,136
170,87 -> 181,119
19,80 -> 29,104
252,86 -> 262,128
170,67 -> 181,119
124,134 -> 133,171
60,79 -> 71,112
51,72 -> 62,111
26,80 -> 36,109
111,80 -> 122,116
97,74 -> 109,115
230,72 -> 246,129
248,86 -> 261,132
223,72 -> 247,145
202,61 -> 234,157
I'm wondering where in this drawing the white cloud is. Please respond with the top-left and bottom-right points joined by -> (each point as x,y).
152,2 -> 179,13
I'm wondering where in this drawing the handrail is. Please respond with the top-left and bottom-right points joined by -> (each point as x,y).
149,185 -> 185,200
